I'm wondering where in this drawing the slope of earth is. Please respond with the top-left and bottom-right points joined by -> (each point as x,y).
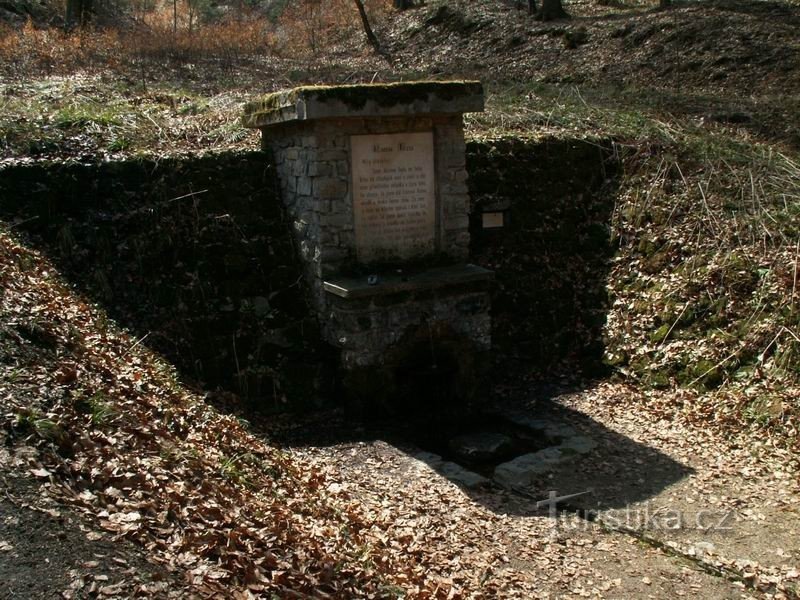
0,227 -> 475,597
4,221 -> 800,598
384,0 -> 800,151
385,0 -> 800,99
2,1 -> 800,160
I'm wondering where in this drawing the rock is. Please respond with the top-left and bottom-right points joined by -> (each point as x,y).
558,435 -> 596,455
412,452 -> 489,489
493,446 -> 573,489
251,296 -> 271,316
503,414 -> 577,441
448,431 -> 513,462
693,541 -> 716,556
438,462 -> 490,489
413,451 -> 444,468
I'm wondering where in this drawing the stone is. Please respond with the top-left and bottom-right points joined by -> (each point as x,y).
558,435 -> 596,455
438,461 -> 490,489
448,431 -> 513,462
443,214 -> 470,230
413,451 -> 443,466
297,177 -> 312,196
493,447 -> 573,489
504,415 -> 578,441
412,452 -> 489,489
313,178 -> 348,199
250,296 -> 271,316
307,161 -> 331,177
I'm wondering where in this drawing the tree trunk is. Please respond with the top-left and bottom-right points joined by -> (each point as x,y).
353,0 -> 381,54
538,0 -> 569,20
528,0 -> 537,15
659,0 -> 672,7
64,0 -> 92,30
393,0 -> 411,10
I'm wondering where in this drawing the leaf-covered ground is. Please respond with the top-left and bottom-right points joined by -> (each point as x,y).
1,0 -> 800,596
2,226 -> 799,597
0,229 -> 459,597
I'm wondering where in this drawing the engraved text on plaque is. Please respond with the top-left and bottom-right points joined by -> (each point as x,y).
351,132 -> 436,262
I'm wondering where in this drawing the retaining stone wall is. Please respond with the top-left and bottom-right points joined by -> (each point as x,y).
467,137 -> 621,374
0,152 -> 331,410
0,138 -> 620,409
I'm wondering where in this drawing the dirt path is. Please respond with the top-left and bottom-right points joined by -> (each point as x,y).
557,384 -> 800,596
286,441 -> 744,598
275,381 -> 800,599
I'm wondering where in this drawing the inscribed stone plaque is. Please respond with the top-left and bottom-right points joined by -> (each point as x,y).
351,132 -> 436,262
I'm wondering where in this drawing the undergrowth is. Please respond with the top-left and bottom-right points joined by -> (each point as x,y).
0,74 -> 258,158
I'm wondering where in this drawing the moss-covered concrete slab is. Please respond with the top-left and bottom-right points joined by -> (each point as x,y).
241,81 -> 484,128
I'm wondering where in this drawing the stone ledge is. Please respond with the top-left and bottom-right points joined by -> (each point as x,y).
242,81 -> 484,128
323,264 -> 493,299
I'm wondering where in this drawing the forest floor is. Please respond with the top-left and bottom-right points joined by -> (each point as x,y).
2,0 -> 800,597
2,224 -> 799,598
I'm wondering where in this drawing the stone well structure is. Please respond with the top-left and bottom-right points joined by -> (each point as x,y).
242,81 -> 492,411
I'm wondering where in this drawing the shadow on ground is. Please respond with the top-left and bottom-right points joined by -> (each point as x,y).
263,381 -> 693,516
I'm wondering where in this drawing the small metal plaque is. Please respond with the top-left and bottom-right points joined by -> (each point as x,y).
482,212 -> 505,229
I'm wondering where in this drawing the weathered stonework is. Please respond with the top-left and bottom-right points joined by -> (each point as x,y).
243,81 -> 491,410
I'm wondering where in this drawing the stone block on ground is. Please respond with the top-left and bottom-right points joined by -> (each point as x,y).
448,431 -> 513,462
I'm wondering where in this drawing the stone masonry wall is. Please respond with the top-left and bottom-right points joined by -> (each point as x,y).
0,137 -> 619,411
335,281 -> 492,416
467,137 -> 621,375
0,152 -> 331,411
261,115 -> 473,353
329,283 -> 491,369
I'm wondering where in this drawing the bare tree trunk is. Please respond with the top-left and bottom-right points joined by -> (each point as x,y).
538,0 -> 568,20
528,0 -> 537,15
353,0 -> 381,54
173,0 -> 178,34
65,0 -> 92,30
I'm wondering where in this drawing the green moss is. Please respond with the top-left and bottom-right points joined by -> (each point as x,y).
646,370 -> 671,389
603,349 -> 628,367
641,249 -> 672,274
650,324 -> 671,343
681,359 -> 723,390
